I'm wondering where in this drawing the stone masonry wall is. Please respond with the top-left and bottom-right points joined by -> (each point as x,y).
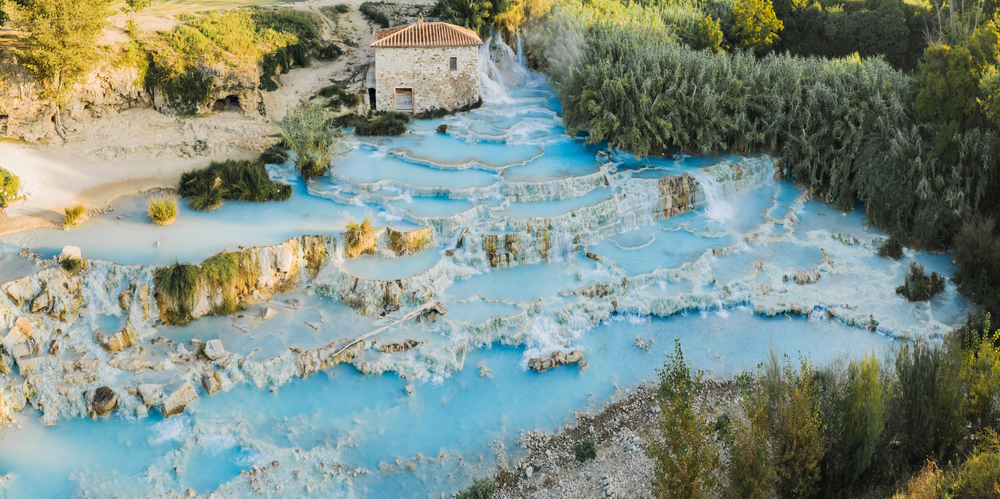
373,45 -> 481,113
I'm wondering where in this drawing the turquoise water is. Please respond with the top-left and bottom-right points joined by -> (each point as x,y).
0,36 -> 976,498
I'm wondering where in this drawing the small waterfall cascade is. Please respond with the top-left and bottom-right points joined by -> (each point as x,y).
478,33 -> 544,104
693,170 -> 735,223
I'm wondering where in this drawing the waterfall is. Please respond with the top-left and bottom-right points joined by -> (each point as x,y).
693,171 -> 735,223
478,32 -> 544,105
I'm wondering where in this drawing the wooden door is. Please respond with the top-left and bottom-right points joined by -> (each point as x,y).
395,88 -> 413,112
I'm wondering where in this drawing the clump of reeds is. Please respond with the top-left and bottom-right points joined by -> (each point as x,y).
179,159 -> 292,210
147,193 -> 179,226
63,204 -> 86,228
344,213 -> 377,258
153,261 -> 200,324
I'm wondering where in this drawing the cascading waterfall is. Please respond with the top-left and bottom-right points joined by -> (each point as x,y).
693,170 -> 735,223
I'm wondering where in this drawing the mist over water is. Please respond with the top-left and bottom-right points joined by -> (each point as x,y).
0,35 -> 976,498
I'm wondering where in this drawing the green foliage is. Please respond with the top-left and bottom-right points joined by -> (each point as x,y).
879,236 -> 904,259
336,111 -> 411,136
360,2 -> 391,28
646,339 -> 720,499
0,169 -> 19,209
319,84 -> 362,111
731,0 -> 782,53
897,261 -> 947,301
414,97 -> 484,119
821,354 -> 891,490
439,0 -> 491,36
3,0 -> 114,104
276,104 -> 349,179
60,256 -> 84,274
887,339 -> 966,469
455,476 -> 493,499
891,429 -> 1000,499
952,217 -> 1000,318
63,204 -> 86,228
725,381 -> 776,499
153,261 -> 200,325
260,143 -> 291,164
179,159 -> 292,210
960,312 -> 1000,433
437,124 -> 448,133
574,439 -> 596,462
335,4 -> 350,14
147,193 -> 178,226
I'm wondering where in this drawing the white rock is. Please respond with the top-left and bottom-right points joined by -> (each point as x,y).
261,307 -> 278,320
404,384 -> 413,395
59,246 -> 82,262
161,382 -> 198,417
138,384 -> 164,406
202,371 -> 222,395
203,339 -> 226,361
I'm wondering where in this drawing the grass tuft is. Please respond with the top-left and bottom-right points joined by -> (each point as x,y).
63,204 -> 86,228
344,213 -> 377,258
180,159 -> 292,210
879,236 -> 904,259
897,261 -> 947,301
147,193 -> 178,226
153,261 -> 200,325
574,439 -> 597,462
455,477 -> 494,499
60,257 -> 85,274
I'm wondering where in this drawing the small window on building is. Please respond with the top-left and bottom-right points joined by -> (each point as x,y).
449,57 -> 457,71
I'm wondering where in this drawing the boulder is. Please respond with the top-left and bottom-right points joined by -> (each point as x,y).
203,339 -> 226,361
97,325 -> 137,352
138,384 -> 164,406
14,316 -> 32,337
793,269 -> 821,285
789,302 -> 803,315
528,350 -> 586,372
29,288 -> 52,314
91,386 -> 118,416
59,246 -> 82,262
261,307 -> 278,320
161,382 -> 198,417
404,384 -> 413,395
202,371 -> 222,395
118,290 -> 131,311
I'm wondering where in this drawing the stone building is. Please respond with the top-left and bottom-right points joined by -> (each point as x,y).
369,17 -> 483,114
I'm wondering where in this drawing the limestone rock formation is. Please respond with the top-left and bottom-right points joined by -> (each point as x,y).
59,246 -> 82,262
528,350 -> 585,372
97,325 -> 137,352
378,339 -> 419,354
202,371 -> 223,395
793,269 -> 821,285
138,384 -> 164,406
203,339 -> 226,361
162,382 -> 198,418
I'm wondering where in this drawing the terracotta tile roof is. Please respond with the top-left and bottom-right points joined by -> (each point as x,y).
371,21 -> 482,48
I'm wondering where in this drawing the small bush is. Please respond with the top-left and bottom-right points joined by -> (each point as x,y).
344,214 -> 377,258
879,236 -> 904,259
455,476 -> 493,499
147,193 -> 178,226
260,143 -> 291,164
574,439 -> 597,462
319,84 -> 362,110
60,257 -> 84,274
891,429 -> 1000,499
202,250 -> 255,315
414,97 -> 483,119
334,4 -> 350,14
353,111 -> 411,136
153,261 -> 200,324
359,1 -> 390,28
63,204 -> 86,228
276,104 -> 349,179
713,413 -> 731,438
176,13 -> 196,21
0,169 -> 19,209
436,124 -> 448,134
952,217 -> 1000,318
896,262 -> 947,301
179,159 -> 292,210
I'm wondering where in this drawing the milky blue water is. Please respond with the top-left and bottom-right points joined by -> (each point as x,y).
0,36 -> 976,499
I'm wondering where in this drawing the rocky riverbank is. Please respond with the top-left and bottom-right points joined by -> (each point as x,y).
493,379 -> 742,498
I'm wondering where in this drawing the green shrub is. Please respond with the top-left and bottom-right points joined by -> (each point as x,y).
437,124 -> 448,134
574,439 -> 597,462
821,354 -> 891,490
0,169 -> 19,209
63,204 -> 86,228
60,257 -> 85,274
879,236 -> 904,259
726,380 -> 776,499
202,250 -> 255,315
335,4 -> 350,14
319,84 -> 362,110
260,143 -> 291,164
887,339 -> 966,470
952,218 -> 1000,318
891,429 -> 1000,499
275,104 -> 349,179
897,262 -> 947,302
360,2 -> 391,28
153,261 -> 200,324
353,111 -> 411,136
344,214 -> 376,258
713,412 -> 731,438
414,97 -> 483,119
179,159 -> 292,210
147,193 -> 178,226
177,13 -> 196,21
455,476 -> 493,499
646,339 -> 721,499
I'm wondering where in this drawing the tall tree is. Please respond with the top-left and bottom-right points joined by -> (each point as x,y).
439,0 -> 491,37
3,0 -> 113,140
732,0 -> 783,53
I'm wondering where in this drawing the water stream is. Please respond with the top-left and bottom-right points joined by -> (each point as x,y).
0,36 -> 976,498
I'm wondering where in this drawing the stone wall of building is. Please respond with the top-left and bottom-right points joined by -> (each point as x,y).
373,45 -> 481,113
